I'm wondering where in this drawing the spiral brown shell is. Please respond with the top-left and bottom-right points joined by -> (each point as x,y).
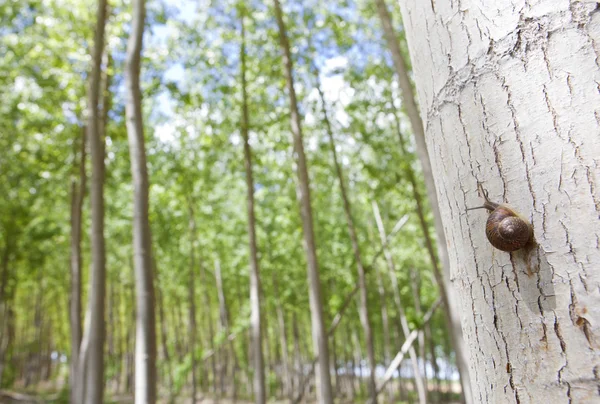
485,206 -> 532,252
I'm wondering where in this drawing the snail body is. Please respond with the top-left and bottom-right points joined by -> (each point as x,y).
468,188 -> 533,252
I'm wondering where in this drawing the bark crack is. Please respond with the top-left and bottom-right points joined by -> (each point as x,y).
554,312 -> 572,403
542,85 -> 562,139
500,72 -> 537,213
426,6 -> 597,123
457,104 -> 480,178
585,166 -> 600,217
488,272 -> 520,403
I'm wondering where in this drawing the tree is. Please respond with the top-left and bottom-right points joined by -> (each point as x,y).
273,0 -> 333,402
69,126 -> 86,404
374,1 -> 473,401
80,0 -> 108,401
124,0 -> 158,400
240,9 -> 266,404
399,1 -> 600,402
314,68 -> 377,403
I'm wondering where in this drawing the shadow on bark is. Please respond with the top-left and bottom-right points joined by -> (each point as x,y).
512,246 -> 557,313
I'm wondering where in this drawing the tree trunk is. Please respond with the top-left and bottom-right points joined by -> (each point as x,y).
69,125 -> 86,404
314,67 -> 377,403
214,258 -> 231,396
374,1 -> 473,402
113,280 -> 123,394
125,0 -> 157,400
375,265 -> 394,403
81,0 -> 108,400
187,203 -> 198,402
156,268 -> 174,394
408,267 -> 428,395
272,275 -> 291,399
372,201 -> 427,404
343,323 -> 356,401
199,255 -> 217,394
399,1 -> 600,403
291,312 -> 302,397
272,1 -> 333,402
428,329 -> 440,400
240,13 -> 267,403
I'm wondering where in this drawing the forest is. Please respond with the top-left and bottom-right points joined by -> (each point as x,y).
1,0 -> 599,403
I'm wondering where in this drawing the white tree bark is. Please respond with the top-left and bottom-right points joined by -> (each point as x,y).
240,13 -> 267,402
399,1 -> 600,402
81,0 -> 108,401
273,0 -> 334,402
125,0 -> 157,401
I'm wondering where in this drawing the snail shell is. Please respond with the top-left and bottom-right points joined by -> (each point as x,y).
485,205 -> 533,252
468,185 -> 534,252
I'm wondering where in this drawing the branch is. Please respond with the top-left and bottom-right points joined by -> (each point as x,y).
372,298 -> 442,400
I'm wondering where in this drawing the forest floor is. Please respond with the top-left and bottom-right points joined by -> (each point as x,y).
1,379 -> 462,403
0,390 -> 461,404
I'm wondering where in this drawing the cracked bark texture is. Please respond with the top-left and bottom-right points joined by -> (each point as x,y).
399,1 -> 600,403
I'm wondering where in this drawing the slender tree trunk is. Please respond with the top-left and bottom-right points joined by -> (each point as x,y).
375,265 -> 394,403
0,230 -> 11,305
343,323 -> 356,401
399,1 -> 600,402
409,267 -> 428,395
261,297 -> 272,397
291,312 -> 302,397
80,0 -> 108,400
200,256 -> 217,393
330,321 -> 339,397
171,304 -> 183,363
373,201 -> 427,404
125,316 -> 134,394
374,2 -> 472,402
214,270 -> 238,402
272,275 -> 291,400
113,280 -> 123,394
273,1 -> 333,402
314,68 -> 377,403
33,272 -> 43,385
350,329 -> 362,397
239,14 -> 267,403
107,283 -> 116,389
124,0 -> 157,400
428,329 -> 440,400
0,222 -> 16,387
214,258 -> 230,396
156,272 -> 174,394
69,125 -> 86,404
234,276 -> 252,399
187,204 -> 198,402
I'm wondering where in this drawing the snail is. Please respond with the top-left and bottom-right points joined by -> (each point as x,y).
467,185 -> 533,252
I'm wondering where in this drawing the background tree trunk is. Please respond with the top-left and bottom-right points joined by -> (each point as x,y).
187,203 -> 198,402
372,201 -> 427,404
240,13 -> 267,404
125,0 -> 157,400
399,1 -> 600,402
69,125 -> 86,404
374,2 -> 473,402
315,69 -> 377,403
81,0 -> 108,401
272,275 -> 291,399
273,1 -> 333,403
